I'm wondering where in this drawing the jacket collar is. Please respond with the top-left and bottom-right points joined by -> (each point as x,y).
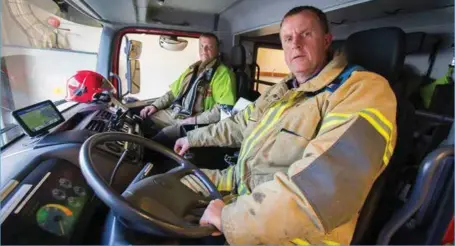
284,52 -> 348,92
189,57 -> 219,73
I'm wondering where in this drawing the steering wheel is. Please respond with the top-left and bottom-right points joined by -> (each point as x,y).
79,132 -> 222,237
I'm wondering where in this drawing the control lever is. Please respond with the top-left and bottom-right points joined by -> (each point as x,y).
132,115 -> 143,124
107,108 -> 124,131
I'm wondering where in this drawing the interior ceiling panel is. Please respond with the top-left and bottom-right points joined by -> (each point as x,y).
147,0 -> 241,14
83,0 -> 137,23
327,0 -> 454,27
239,0 -> 453,39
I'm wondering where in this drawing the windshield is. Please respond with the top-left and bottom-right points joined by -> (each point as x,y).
1,0 -> 102,148
118,33 -> 199,100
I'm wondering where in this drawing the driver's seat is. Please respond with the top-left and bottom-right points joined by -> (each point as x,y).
343,27 -> 414,244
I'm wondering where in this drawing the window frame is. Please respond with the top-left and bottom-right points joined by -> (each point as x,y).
252,42 -> 286,92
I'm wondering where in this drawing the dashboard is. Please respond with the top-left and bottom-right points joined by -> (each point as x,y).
1,159 -> 93,244
0,101 -> 147,244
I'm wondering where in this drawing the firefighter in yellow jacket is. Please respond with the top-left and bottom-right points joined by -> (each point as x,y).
173,6 -> 397,245
140,33 -> 236,141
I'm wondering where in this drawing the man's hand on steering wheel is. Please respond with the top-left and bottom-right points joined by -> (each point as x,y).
200,199 -> 225,236
174,137 -> 190,156
174,137 -> 225,235
79,132 -> 223,237
140,105 -> 158,118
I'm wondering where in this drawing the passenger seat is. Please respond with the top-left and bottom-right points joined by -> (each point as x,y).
230,45 -> 259,101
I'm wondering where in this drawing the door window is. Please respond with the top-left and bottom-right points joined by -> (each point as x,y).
255,47 -> 289,94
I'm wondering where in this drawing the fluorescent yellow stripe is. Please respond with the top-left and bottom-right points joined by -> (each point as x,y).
237,105 -> 278,190
217,167 -> 234,192
225,167 -> 234,191
387,142 -> 394,153
240,92 -> 300,194
359,109 -> 396,167
243,104 -> 254,121
240,104 -> 277,158
383,141 -> 395,166
322,240 -> 340,245
383,154 -> 390,166
217,175 -> 226,191
242,92 -> 300,166
359,112 -> 390,141
237,92 -> 301,195
363,109 -> 395,166
291,238 -> 310,245
364,108 -> 393,131
236,106 -> 280,195
359,112 -> 392,167
326,112 -> 351,118
320,119 -> 348,132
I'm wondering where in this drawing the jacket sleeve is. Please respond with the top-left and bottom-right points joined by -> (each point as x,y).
186,102 -> 254,148
220,72 -> 398,244
194,106 -> 221,124
151,90 -> 175,110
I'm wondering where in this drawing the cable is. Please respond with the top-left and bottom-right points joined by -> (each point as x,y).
109,149 -> 128,186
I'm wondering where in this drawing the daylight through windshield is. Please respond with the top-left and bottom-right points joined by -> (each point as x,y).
1,0 -> 102,147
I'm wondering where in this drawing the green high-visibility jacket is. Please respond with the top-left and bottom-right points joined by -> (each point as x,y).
152,61 -> 236,123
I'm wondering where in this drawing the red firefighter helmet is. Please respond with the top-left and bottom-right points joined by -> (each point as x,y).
66,70 -> 116,103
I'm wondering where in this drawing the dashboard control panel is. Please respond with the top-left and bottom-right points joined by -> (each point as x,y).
85,109 -> 143,163
1,158 -> 94,245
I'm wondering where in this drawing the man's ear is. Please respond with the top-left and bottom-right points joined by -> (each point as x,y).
324,33 -> 333,49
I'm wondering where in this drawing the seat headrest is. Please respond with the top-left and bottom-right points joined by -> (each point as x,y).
345,27 -> 406,83
331,40 -> 345,53
230,45 -> 246,70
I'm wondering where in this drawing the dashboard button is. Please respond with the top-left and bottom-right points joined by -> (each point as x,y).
67,197 -> 81,207
73,186 -> 86,197
59,178 -> 72,189
52,189 -> 66,200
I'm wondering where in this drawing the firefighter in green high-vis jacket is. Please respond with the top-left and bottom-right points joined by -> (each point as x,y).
140,33 -> 236,141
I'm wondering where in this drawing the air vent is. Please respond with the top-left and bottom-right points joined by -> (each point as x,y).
86,120 -> 106,132
97,110 -> 112,120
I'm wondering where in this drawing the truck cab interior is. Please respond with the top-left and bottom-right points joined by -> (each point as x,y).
1,0 -> 453,245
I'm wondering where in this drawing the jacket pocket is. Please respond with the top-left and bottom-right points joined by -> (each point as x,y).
269,130 -> 311,167
268,110 -> 321,167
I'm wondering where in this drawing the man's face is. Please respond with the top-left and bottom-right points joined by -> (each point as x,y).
199,36 -> 218,62
280,11 -> 332,80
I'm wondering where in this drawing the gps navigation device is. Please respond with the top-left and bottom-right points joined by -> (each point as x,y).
12,100 -> 65,137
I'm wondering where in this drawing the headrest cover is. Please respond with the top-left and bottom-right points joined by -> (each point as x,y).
345,27 -> 405,83
230,45 -> 246,70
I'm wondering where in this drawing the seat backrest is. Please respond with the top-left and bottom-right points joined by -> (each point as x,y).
345,27 -> 412,244
345,27 -> 406,85
230,45 -> 254,100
